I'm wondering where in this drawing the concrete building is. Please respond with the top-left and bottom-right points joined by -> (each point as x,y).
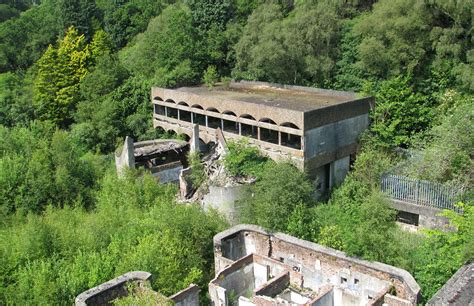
427,262 -> 473,306
210,225 -> 420,306
152,81 -> 373,190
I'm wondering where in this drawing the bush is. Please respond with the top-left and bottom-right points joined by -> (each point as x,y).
223,140 -> 268,178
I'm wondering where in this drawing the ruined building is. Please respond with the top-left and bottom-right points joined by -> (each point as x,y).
76,225 -> 421,306
115,136 -> 189,183
210,225 -> 420,306
152,81 -> 372,191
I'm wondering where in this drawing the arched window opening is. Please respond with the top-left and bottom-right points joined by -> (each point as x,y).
223,120 -> 239,134
153,96 -> 163,101
240,114 -> 256,121
259,118 -> 277,125
168,107 -> 178,119
191,104 -> 204,110
180,110 -> 192,122
178,101 -> 189,107
192,113 -> 206,125
154,104 -> 165,116
280,122 -> 300,130
281,132 -> 301,150
223,111 -> 237,117
165,99 -> 176,104
207,115 -> 221,129
207,107 -> 219,113
260,127 -> 278,144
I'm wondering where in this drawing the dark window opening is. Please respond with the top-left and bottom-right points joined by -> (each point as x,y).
192,113 -> 206,126
168,107 -> 178,119
396,211 -> 419,226
341,277 -> 347,284
354,279 -> 359,285
260,127 -> 278,144
280,122 -> 300,130
241,123 -> 257,138
324,163 -> 331,190
281,132 -> 301,150
180,110 -> 191,122
208,116 -> 221,129
223,119 -> 239,134
154,104 -> 165,116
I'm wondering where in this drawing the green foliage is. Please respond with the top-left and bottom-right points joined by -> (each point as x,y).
403,93 -> 473,189
0,171 -> 227,304
353,0 -> 432,79
33,27 -> 95,127
240,162 -> 313,231
413,203 -> 474,303
203,65 -> 218,89
364,75 -> 434,148
188,152 -> 206,187
114,283 -> 172,305
223,140 -> 268,178
0,124 -> 107,216
120,4 -> 199,85
0,72 -> 34,127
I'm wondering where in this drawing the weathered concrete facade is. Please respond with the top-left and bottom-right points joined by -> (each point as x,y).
210,225 -> 420,306
75,271 -> 199,306
152,81 -> 372,190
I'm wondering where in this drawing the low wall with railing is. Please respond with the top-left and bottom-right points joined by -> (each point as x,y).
381,174 -> 463,213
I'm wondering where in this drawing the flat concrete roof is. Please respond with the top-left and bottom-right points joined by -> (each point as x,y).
175,81 -> 360,112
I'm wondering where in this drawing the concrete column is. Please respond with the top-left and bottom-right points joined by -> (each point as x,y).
164,106 -> 168,117
205,116 -> 208,127
191,112 -> 194,124
238,123 -> 242,135
190,124 -> 200,153
221,119 -> 224,131
177,109 -> 180,120
278,132 -> 281,146
257,127 -> 261,140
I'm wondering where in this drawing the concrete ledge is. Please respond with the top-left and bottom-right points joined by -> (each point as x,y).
75,271 -> 152,306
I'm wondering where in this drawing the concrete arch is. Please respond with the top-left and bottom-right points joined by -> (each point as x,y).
240,114 -> 256,121
191,104 -> 204,110
280,122 -> 300,130
222,111 -> 237,116
153,96 -> 163,101
259,118 -> 277,125
178,101 -> 189,107
165,98 -> 176,104
207,107 -> 220,113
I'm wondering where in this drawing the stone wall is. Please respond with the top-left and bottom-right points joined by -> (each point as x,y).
75,271 -> 151,306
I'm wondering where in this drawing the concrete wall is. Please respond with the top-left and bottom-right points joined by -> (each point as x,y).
304,114 -> 368,172
390,200 -> 451,230
115,136 -> 135,176
152,164 -> 183,183
169,284 -> 200,306
202,185 -> 250,225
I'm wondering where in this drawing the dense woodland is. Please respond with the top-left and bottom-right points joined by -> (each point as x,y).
0,0 -> 472,304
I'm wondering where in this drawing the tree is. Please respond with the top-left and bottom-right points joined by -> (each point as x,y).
240,162 -> 313,231
33,27 -> 96,127
120,4 -> 199,86
364,75 -> 433,148
353,0 -> 432,79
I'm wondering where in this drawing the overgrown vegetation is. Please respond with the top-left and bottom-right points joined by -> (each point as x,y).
0,0 -> 472,304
